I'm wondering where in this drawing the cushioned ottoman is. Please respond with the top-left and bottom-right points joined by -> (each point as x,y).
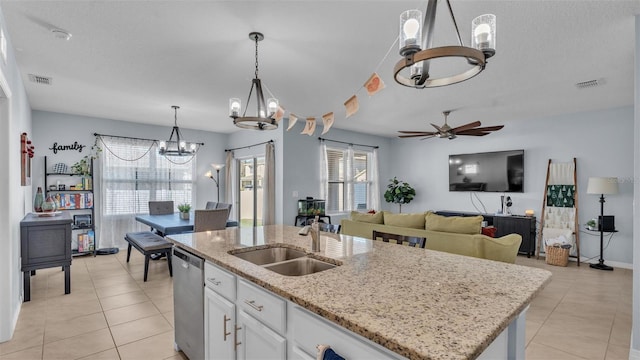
124,231 -> 173,281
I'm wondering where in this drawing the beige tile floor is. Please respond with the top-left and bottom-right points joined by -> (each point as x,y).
0,251 -> 632,360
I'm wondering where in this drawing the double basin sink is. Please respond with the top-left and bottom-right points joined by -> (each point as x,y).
229,246 -> 339,276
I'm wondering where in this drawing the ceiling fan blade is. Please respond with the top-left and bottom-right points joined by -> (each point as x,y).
466,125 -> 504,132
399,133 -> 435,138
456,131 -> 491,136
419,135 -> 436,140
430,123 -> 444,132
451,121 -> 482,133
398,130 -> 437,134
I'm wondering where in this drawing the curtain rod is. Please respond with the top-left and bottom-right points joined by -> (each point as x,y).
225,139 -> 274,152
318,137 -> 379,149
93,133 -> 204,145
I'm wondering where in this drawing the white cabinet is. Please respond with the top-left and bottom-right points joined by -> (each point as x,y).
204,287 -> 236,360
236,309 -> 287,360
204,262 -> 287,360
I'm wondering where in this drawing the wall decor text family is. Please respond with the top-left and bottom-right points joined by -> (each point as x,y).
49,142 -> 86,154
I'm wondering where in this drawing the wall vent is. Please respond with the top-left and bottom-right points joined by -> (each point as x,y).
575,79 -> 599,89
28,74 -> 52,85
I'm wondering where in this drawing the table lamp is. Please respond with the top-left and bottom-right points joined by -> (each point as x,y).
586,177 -> 618,271
205,164 -> 225,202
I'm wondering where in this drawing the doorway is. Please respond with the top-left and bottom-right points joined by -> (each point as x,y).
238,156 -> 265,227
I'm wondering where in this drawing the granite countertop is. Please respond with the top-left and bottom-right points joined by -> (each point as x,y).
167,225 -> 551,360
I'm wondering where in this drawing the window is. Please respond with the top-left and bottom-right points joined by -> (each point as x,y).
324,146 -> 377,213
101,137 -> 196,216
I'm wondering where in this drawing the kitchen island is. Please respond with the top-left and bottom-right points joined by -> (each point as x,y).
167,225 -> 551,360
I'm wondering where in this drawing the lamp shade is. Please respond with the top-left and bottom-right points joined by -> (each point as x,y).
586,177 -> 619,195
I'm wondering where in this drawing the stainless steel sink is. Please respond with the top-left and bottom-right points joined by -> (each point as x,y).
229,245 -> 339,276
230,246 -> 307,265
263,257 -> 336,276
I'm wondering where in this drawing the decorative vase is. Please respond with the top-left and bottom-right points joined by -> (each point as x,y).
42,194 -> 57,212
34,187 -> 43,212
180,212 -> 189,220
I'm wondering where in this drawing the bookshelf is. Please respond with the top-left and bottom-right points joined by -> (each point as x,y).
44,156 -> 96,256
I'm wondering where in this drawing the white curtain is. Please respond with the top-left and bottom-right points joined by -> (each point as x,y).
319,142 -> 328,201
262,142 -> 276,225
225,150 -> 236,221
97,136 -> 196,249
369,148 -> 380,210
345,145 -> 354,212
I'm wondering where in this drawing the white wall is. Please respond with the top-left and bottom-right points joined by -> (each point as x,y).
630,14 -> 639,360
0,6 -> 33,343
31,110 -> 228,213
281,122 -> 392,226
389,106 -> 634,267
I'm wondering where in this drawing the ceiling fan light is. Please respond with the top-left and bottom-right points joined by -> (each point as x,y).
471,14 -> 496,59
399,10 -> 422,56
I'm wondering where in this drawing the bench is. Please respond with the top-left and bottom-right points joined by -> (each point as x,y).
124,231 -> 173,281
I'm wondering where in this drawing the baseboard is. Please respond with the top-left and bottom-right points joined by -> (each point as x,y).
538,254 -> 633,270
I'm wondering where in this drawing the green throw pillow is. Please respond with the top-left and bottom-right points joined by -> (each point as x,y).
350,211 -> 384,224
425,212 -> 482,234
383,212 -> 426,229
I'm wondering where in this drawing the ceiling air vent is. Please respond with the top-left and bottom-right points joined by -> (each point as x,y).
575,79 -> 599,89
28,74 -> 52,85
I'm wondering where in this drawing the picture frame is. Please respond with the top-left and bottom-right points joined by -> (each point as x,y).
20,132 -> 34,186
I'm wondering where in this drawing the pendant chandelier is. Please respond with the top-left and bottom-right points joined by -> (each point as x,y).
394,0 -> 496,88
158,105 -> 199,156
229,32 -> 279,130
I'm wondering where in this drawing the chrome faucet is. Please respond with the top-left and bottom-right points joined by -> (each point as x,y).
310,217 -> 320,252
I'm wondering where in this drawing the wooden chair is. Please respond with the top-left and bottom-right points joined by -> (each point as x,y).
149,201 -> 174,215
194,209 -> 229,232
372,230 -> 426,248
319,223 -> 341,233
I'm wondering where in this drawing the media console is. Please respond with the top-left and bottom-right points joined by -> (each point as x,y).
435,211 -> 537,257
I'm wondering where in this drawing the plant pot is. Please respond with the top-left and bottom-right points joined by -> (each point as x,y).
179,212 -> 190,220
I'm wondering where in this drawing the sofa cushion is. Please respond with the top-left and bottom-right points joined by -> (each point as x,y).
425,212 -> 482,234
383,212 -> 426,229
482,226 -> 497,238
350,211 -> 384,224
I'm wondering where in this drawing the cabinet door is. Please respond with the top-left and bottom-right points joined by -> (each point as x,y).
236,309 -> 286,360
205,287 -> 236,360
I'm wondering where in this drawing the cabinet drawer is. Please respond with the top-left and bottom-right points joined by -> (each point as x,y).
290,305 -> 401,360
237,279 -> 286,334
204,261 -> 236,301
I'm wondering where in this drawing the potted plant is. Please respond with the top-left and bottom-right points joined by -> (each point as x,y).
178,203 -> 191,220
384,177 -> 416,213
71,140 -> 102,177
586,219 -> 597,231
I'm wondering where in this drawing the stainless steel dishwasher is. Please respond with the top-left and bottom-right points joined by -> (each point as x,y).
173,246 -> 204,360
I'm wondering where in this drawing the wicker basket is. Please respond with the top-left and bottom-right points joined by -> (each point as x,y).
545,245 -> 569,267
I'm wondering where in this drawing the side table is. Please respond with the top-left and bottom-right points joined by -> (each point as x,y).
20,212 -> 72,301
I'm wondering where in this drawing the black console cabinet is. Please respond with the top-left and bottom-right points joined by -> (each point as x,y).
20,212 -> 72,301
435,211 -> 537,257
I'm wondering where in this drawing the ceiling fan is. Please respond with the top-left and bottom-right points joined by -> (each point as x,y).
398,111 -> 504,140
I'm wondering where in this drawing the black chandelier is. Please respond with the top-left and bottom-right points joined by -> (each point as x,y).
158,106 -> 201,156
229,32 -> 279,130
394,0 -> 496,88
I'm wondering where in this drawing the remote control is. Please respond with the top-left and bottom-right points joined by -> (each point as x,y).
298,225 -> 310,236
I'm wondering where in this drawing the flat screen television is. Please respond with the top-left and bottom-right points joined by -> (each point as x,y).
449,150 -> 524,192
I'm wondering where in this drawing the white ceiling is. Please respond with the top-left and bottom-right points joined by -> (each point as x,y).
1,1 -> 639,138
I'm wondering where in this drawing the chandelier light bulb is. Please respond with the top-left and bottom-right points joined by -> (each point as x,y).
229,98 -> 241,117
403,18 -> 420,40
190,143 -> 196,151
179,141 -> 186,150
159,141 -> 166,150
473,23 -> 491,48
267,98 -> 278,115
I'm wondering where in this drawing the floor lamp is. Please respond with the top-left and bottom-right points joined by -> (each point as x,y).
586,177 -> 618,271
205,164 -> 224,202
